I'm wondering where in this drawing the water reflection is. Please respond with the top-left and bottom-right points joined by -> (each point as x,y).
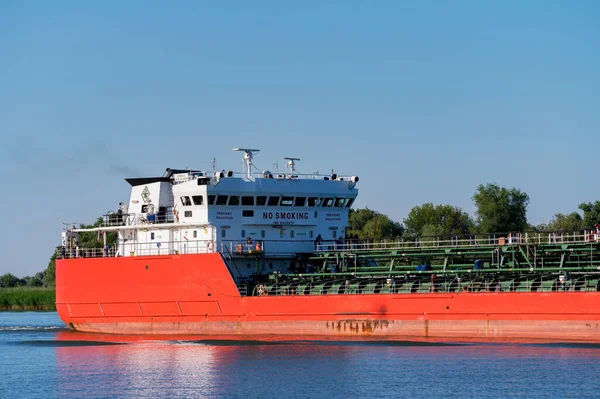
51,332 -> 600,398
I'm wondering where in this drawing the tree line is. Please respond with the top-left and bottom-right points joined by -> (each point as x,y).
348,183 -> 600,239
2,183 -> 598,288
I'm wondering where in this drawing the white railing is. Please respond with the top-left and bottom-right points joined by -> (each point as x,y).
170,170 -> 356,185
316,231 -> 600,253
58,239 -> 215,259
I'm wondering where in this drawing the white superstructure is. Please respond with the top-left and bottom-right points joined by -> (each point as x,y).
66,149 -> 358,276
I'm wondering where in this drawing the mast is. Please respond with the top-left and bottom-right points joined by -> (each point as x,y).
283,157 -> 300,178
233,148 -> 260,179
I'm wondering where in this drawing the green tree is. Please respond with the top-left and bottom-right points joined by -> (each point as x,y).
43,253 -> 56,287
578,201 -> 600,228
403,203 -> 474,237
546,212 -> 584,232
347,208 -> 403,240
0,273 -> 20,288
472,183 -> 529,233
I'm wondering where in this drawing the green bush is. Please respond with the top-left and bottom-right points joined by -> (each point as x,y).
0,287 -> 56,311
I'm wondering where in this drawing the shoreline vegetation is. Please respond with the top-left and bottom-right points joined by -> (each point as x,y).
0,287 -> 56,311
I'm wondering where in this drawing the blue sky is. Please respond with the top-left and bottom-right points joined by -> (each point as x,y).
1,1 -> 598,276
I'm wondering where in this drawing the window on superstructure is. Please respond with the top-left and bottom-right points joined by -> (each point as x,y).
242,196 -> 254,206
192,195 -> 204,205
208,195 -> 216,205
181,196 -> 192,206
184,211 -> 192,217
241,230 -> 245,238
242,210 -> 254,217
150,233 -> 155,240
141,205 -> 149,213
315,198 -> 323,207
229,196 -> 240,206
294,197 -> 306,206
334,198 -> 346,208
281,196 -> 294,206
193,230 -> 197,238
309,231 -> 313,238
307,197 -> 318,207
268,196 -> 280,206
346,198 -> 355,208
216,195 -> 228,205
221,229 -> 226,238
256,196 -> 267,206
322,198 -> 334,207
290,231 -> 294,238
261,230 -> 265,238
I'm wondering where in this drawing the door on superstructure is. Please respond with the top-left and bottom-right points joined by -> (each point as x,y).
173,230 -> 180,254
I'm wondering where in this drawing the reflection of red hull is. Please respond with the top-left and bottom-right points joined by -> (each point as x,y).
56,254 -> 600,342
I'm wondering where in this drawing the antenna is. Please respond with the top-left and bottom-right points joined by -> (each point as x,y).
283,157 -> 300,176
233,148 -> 260,179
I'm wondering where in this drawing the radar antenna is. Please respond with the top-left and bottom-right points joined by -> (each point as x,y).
283,157 -> 300,177
233,148 -> 260,179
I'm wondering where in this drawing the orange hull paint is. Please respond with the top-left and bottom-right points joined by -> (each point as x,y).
56,254 -> 600,342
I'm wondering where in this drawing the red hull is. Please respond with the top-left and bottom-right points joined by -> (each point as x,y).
56,254 -> 600,342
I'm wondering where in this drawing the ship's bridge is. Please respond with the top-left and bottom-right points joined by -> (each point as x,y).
61,149 -> 359,275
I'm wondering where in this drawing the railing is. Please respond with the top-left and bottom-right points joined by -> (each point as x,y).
57,239 -> 215,259
169,170 -> 356,185
221,240 -> 315,256
98,211 -> 177,228
316,231 -> 600,253
249,274 -> 600,296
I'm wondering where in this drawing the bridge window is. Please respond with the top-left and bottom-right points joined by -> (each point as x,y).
181,196 -> 192,206
192,195 -> 204,205
346,198 -> 355,208
335,198 -> 346,207
268,196 -> 280,206
229,196 -> 240,206
294,197 -> 306,206
216,195 -> 228,205
208,195 -> 216,205
242,196 -> 254,206
256,196 -> 267,206
307,197 -> 318,206
322,198 -> 334,207
242,210 -> 254,217
281,196 -> 294,206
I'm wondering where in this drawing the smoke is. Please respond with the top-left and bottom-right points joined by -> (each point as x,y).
4,137 -> 141,177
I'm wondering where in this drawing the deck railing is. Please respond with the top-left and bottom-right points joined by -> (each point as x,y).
316,231 -> 600,253
249,274 -> 600,296
57,239 -> 215,259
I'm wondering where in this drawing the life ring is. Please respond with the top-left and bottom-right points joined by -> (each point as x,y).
257,284 -> 267,296
207,241 -> 214,252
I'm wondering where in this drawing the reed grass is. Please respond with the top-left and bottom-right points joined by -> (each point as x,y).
0,287 -> 56,311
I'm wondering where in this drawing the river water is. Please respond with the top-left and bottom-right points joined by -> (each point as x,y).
1,312 -> 600,398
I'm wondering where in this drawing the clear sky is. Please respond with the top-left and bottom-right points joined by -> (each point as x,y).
1,1 -> 598,276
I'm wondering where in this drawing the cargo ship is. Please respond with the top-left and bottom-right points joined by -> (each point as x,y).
56,149 -> 600,341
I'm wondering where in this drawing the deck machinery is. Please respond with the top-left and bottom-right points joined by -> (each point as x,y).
245,232 -> 600,296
